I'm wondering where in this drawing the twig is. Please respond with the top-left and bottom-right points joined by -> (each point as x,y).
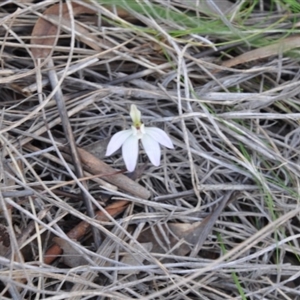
44,200 -> 129,265
47,58 -> 101,248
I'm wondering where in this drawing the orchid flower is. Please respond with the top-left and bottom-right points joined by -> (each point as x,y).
106,104 -> 174,172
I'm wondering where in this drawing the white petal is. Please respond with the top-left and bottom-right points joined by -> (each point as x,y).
122,135 -> 139,172
141,134 -> 161,166
105,129 -> 132,156
144,127 -> 174,149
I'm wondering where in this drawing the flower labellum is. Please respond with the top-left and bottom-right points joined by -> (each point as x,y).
106,104 -> 174,172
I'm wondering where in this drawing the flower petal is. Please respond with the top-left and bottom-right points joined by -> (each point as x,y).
144,127 -> 174,149
141,134 -> 161,166
105,129 -> 132,156
122,135 -> 139,172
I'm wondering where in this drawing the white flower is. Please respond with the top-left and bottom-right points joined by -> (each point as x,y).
106,104 -> 174,172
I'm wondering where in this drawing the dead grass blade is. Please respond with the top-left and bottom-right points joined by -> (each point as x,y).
2,0 -> 300,298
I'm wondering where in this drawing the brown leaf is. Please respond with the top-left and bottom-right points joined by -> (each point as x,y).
60,145 -> 151,198
76,147 -> 151,199
221,35 -> 300,69
30,3 -> 96,59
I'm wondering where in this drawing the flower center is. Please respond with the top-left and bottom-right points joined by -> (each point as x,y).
132,123 -> 145,139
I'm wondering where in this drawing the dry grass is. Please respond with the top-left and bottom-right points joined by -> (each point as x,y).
1,0 -> 300,299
